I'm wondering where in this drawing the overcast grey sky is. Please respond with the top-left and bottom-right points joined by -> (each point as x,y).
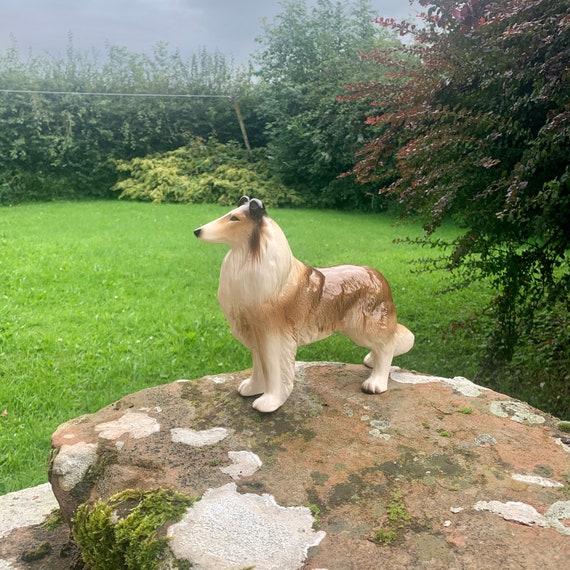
1,1 -> 420,64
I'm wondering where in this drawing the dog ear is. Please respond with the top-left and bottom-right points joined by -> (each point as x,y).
238,196 -> 250,207
248,198 -> 266,221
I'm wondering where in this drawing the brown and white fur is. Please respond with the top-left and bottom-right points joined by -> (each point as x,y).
194,196 -> 414,413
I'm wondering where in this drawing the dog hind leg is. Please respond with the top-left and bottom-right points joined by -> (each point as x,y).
361,343 -> 395,394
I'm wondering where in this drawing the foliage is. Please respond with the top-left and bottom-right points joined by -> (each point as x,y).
254,0 -> 404,209
0,40 -> 258,203
492,304 -> 570,415
0,2 -> 414,210
72,488 -> 194,570
113,137 -> 300,207
386,489 -> 411,522
347,0 -> 570,383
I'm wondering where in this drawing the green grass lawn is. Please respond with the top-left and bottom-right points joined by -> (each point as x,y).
0,201 -> 491,493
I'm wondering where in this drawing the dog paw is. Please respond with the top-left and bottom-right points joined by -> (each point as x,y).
361,378 -> 388,394
252,393 -> 286,413
238,378 -> 264,397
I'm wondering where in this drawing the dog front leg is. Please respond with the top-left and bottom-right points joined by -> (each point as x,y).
238,349 -> 266,397
252,335 -> 296,413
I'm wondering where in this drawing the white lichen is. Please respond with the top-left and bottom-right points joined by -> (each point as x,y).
51,442 -> 98,491
545,501 -> 570,536
389,367 -> 487,396
220,451 -> 262,479
474,434 -> 497,446
0,483 -> 59,539
390,368 -> 447,385
95,412 -> 160,440
168,483 -> 325,570
489,401 -> 545,424
474,500 -> 570,536
511,474 -> 564,488
474,500 -> 549,528
170,427 -> 228,447
441,376 -> 487,397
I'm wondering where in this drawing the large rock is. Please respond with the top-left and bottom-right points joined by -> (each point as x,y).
2,362 -> 570,569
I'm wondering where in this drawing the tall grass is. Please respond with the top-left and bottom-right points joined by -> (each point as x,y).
0,202 -> 490,493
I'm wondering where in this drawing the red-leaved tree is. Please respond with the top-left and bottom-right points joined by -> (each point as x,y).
345,0 -> 570,414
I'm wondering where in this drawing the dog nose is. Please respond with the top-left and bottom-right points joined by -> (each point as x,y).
194,228 -> 201,238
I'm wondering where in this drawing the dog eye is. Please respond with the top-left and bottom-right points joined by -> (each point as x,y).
230,215 -> 239,222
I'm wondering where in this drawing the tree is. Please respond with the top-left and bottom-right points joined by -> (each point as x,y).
255,0 -> 401,208
347,0 -> 570,414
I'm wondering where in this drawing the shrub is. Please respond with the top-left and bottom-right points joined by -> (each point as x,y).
347,0 -> 570,394
113,137 -> 301,207
495,302 -> 570,419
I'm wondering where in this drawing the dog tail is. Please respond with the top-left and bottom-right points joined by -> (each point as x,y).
394,323 -> 415,357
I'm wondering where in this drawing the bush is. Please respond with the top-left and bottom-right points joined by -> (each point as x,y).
495,302 -> 570,418
113,137 -> 302,207
348,0 -> 570,390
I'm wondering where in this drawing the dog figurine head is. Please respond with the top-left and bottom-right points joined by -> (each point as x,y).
194,196 -> 267,250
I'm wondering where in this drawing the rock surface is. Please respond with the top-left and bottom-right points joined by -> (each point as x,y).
0,484 -> 70,570
1,362 -> 570,569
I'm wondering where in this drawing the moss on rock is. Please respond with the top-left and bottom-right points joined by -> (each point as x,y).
72,488 -> 195,570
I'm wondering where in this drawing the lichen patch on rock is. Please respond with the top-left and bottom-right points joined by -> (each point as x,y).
474,500 -> 550,528
511,474 -> 564,488
220,450 -> 262,479
489,400 -> 546,424
167,482 -> 325,570
50,442 -> 98,491
170,426 -> 229,447
95,411 -> 161,440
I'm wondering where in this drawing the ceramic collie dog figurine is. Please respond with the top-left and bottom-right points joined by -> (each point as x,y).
194,196 -> 414,413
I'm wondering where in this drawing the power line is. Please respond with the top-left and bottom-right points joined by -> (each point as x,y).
0,87 -> 251,154
0,88 -> 233,99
